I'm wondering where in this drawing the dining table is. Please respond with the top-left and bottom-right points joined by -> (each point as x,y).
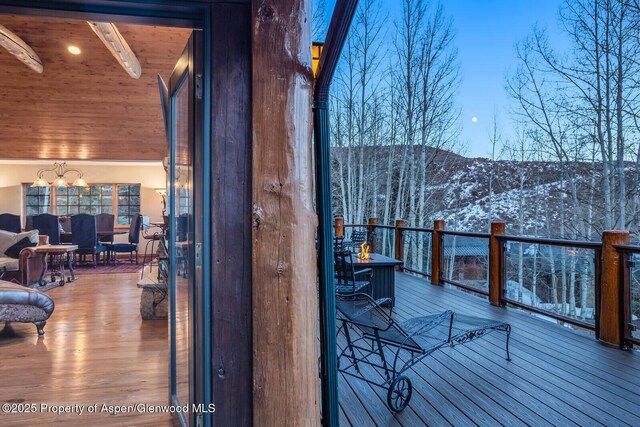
61,230 -> 128,239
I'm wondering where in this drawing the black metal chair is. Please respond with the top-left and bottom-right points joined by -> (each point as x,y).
348,229 -> 368,252
32,214 -> 60,245
96,213 -> 115,244
107,213 -> 142,264
141,216 -> 164,277
0,213 -> 21,233
71,214 -> 107,267
175,214 -> 190,278
334,249 -> 371,295
336,293 -> 511,412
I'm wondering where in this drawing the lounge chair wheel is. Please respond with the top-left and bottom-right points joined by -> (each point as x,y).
387,375 -> 412,413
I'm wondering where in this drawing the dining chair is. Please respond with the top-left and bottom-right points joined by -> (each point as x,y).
25,215 -> 33,231
96,213 -> 115,244
71,214 -> 107,267
33,213 -> 62,279
59,216 -> 73,244
0,213 -> 21,233
32,214 -> 60,245
107,213 -> 142,264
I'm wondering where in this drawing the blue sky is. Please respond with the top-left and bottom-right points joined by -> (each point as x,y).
440,1 -> 566,157
322,0 -> 568,158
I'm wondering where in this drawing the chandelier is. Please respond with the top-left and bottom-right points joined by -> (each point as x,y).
31,162 -> 89,188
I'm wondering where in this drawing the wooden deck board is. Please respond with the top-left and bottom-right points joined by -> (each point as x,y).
393,300 -> 629,426
394,288 -> 640,423
337,272 -> 640,426
0,273 -> 170,427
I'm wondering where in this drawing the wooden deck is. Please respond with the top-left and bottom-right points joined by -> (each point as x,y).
0,273 -> 170,426
337,272 -> 640,426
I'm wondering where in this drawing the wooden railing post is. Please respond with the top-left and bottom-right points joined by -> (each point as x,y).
367,217 -> 377,253
334,217 -> 344,238
599,230 -> 629,347
489,222 -> 506,306
394,219 -> 407,270
431,220 -> 444,285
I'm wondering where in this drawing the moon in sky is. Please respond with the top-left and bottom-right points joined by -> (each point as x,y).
471,117 -> 478,123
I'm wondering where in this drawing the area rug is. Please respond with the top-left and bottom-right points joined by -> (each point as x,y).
27,280 -> 62,293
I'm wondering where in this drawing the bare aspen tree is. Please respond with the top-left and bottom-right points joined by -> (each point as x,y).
312,0 -> 328,41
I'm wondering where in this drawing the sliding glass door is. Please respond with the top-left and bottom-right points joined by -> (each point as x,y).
167,31 -> 206,427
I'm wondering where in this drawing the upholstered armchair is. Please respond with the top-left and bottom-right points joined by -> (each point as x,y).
2,248 -> 45,286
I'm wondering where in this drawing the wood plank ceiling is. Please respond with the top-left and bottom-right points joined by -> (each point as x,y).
0,15 -> 191,161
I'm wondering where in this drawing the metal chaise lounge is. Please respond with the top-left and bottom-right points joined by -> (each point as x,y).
336,293 -> 511,412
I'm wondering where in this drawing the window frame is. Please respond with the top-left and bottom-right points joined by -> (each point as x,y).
22,182 -> 142,227
115,184 -> 142,226
24,185 -> 52,216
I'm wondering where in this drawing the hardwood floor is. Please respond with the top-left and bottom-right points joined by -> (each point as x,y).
0,272 -> 171,426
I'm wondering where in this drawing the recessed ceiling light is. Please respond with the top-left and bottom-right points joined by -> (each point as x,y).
68,46 -> 81,55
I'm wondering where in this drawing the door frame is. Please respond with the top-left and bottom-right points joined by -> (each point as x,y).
0,1 -> 213,426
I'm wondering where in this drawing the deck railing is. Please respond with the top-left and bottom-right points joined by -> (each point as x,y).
612,245 -> 640,347
335,217 -> 638,349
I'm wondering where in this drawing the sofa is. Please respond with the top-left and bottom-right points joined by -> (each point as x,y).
0,230 -> 44,286
0,280 -> 54,335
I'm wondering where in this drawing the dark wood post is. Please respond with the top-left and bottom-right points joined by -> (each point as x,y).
431,220 -> 444,285
334,217 -> 344,238
489,222 -> 506,306
367,217 -> 377,253
252,0 -> 320,423
210,4 -> 253,425
599,230 -> 629,347
394,219 -> 407,270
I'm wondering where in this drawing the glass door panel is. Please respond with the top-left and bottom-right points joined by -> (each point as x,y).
167,31 -> 203,427
172,71 -> 192,417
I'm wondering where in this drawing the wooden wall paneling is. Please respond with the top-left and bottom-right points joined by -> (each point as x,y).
209,4 -> 253,426
251,0 -> 320,425
0,15 -> 190,160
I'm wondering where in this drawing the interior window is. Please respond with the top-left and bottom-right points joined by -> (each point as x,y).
117,184 -> 141,225
23,183 -> 140,224
25,185 -> 51,216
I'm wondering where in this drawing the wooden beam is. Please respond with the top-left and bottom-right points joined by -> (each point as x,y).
252,0 -> 319,424
0,23 -> 42,73
87,21 -> 142,78
599,230 -> 629,347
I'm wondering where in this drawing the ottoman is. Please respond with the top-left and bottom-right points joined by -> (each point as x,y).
0,280 -> 55,336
